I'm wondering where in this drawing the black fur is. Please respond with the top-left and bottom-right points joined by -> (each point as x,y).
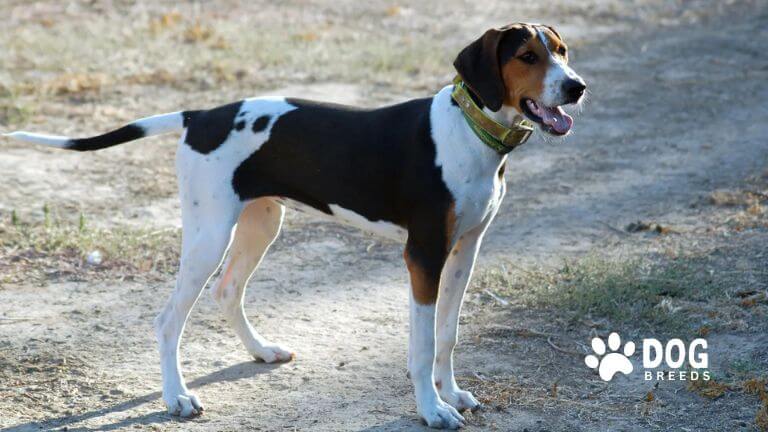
251,115 -> 270,133
231,97 -> 453,228
182,111 -> 198,127
230,97 -> 456,287
497,26 -> 533,65
183,101 -> 244,154
68,124 -> 145,151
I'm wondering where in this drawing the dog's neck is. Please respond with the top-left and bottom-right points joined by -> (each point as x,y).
434,86 -> 507,181
482,105 -> 527,130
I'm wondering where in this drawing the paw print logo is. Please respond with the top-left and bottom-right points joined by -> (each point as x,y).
584,332 -> 635,381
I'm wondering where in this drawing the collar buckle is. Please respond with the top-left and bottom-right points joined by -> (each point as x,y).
500,123 -> 534,147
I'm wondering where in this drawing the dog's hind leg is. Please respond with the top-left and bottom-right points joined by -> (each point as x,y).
211,198 -> 294,363
154,193 -> 241,417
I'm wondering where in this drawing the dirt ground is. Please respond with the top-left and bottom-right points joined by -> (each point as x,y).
1,0 -> 768,431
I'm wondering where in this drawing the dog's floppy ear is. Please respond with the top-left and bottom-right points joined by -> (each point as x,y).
454,24 -> 531,112
453,28 -> 507,112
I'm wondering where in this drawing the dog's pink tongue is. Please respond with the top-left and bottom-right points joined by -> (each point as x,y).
541,106 -> 573,134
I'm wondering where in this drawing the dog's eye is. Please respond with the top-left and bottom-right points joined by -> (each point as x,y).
557,46 -> 567,56
519,51 -> 538,64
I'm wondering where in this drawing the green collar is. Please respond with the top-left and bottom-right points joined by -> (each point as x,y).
451,76 -> 534,155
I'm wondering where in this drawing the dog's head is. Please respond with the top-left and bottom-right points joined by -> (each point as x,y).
454,23 -> 586,136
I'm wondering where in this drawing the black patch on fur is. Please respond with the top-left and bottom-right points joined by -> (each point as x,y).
251,115 -> 270,133
231,97 -> 455,260
235,120 -> 246,131
184,101 -> 244,154
497,27 -> 534,65
182,111 -> 199,128
68,124 -> 145,151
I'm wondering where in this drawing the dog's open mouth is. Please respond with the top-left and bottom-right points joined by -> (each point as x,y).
521,98 -> 574,136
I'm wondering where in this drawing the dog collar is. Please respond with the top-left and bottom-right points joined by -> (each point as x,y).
451,76 -> 534,155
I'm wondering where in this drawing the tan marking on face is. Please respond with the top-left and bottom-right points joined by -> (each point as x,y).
500,25 -> 568,111
541,27 -> 569,62
404,248 -> 438,305
501,41 -> 547,110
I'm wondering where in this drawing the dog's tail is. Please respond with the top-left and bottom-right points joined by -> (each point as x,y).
2,111 -> 194,151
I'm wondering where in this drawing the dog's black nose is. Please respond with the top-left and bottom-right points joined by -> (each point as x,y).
563,79 -> 586,103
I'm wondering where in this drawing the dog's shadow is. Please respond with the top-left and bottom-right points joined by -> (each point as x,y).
5,361 -> 282,432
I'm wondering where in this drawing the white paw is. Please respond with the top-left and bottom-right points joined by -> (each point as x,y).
419,400 -> 465,429
584,332 -> 635,382
254,344 -> 295,363
164,392 -> 203,417
439,388 -> 481,413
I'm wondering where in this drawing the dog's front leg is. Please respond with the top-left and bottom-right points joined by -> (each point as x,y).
405,237 -> 465,429
434,223 -> 489,413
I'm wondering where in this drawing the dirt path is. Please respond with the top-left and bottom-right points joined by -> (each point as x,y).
2,1 -> 768,431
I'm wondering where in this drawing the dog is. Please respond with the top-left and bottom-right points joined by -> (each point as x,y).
5,23 -> 585,429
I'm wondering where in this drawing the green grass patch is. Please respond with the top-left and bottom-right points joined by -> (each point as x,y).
474,254 -> 728,334
0,207 -> 180,285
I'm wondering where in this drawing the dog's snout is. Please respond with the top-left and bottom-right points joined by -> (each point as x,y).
563,79 -> 586,103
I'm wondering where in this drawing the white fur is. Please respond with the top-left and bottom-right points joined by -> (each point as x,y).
538,29 -> 584,107
2,131 -> 71,147
328,204 -> 407,241
409,295 -> 465,429
434,214 -> 495,411
431,86 -> 506,239
4,111 -> 185,148
154,97 -> 296,416
134,111 -> 186,135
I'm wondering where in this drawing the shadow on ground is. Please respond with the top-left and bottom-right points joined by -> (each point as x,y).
5,361 -> 283,432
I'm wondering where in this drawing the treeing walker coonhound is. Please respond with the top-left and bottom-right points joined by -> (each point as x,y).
6,22 -> 585,429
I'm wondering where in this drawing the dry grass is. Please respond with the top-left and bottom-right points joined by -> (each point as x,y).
687,375 -> 729,399
743,379 -> 768,431
707,179 -> 768,231
0,207 -> 180,285
0,3 -> 453,119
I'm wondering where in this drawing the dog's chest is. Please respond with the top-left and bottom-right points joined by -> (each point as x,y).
430,87 -> 506,237
450,167 -> 505,237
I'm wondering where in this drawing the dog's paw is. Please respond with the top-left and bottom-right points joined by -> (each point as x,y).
419,400 -> 465,429
254,344 -> 295,363
164,392 -> 203,418
439,388 -> 482,413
